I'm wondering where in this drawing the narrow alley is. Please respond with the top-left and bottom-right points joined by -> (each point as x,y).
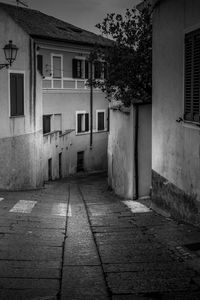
0,174 -> 200,300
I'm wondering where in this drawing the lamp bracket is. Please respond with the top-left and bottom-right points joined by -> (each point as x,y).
0,64 -> 9,70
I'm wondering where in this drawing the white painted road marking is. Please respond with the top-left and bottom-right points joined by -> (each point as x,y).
51,203 -> 67,217
10,200 -> 37,214
68,204 -> 72,217
123,200 -> 151,213
0,198 -> 4,202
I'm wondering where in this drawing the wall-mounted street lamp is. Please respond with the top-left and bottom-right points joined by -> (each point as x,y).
0,40 -> 18,70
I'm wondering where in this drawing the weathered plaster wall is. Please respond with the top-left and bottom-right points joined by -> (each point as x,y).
43,131 -> 73,181
138,104 -> 152,198
0,10 -> 43,190
108,104 -> 151,199
152,0 -> 200,221
108,107 -> 134,199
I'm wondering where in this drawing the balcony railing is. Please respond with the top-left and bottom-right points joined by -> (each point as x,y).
43,77 -> 88,90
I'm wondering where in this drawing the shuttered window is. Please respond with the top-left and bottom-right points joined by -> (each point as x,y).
97,111 -> 105,131
77,112 -> 89,133
72,59 -> 89,79
72,59 -> 83,78
94,61 -> 102,79
43,115 -> 51,134
10,73 -> 24,117
185,30 -> 200,123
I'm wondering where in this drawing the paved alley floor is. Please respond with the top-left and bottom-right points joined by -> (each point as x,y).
0,174 -> 200,299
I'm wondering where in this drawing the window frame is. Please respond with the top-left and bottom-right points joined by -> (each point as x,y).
9,70 -> 25,118
51,54 -> 63,79
76,111 -> 90,134
96,109 -> 106,132
184,29 -> 200,124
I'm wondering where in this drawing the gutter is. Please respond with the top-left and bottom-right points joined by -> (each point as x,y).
134,104 -> 139,200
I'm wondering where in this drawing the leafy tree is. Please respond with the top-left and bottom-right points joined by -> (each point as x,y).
91,1 -> 152,107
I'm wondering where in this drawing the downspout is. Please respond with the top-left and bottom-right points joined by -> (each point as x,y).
90,61 -> 93,149
134,104 -> 139,199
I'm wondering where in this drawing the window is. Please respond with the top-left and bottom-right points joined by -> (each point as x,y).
96,110 -> 105,131
76,112 -> 89,133
10,73 -> 24,117
52,55 -> 62,78
94,61 -> 107,79
43,115 -> 51,134
185,30 -> 200,123
72,58 -> 88,79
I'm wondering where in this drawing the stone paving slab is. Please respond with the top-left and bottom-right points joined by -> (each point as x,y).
64,236 -> 100,266
0,278 -> 60,290
0,245 -> 62,260
107,273 -> 197,294
0,289 -> 58,300
61,266 -> 109,300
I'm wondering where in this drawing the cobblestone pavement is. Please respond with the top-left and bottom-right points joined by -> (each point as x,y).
0,174 -> 200,299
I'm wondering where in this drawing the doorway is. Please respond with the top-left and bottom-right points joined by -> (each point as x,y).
48,158 -> 52,180
77,151 -> 84,172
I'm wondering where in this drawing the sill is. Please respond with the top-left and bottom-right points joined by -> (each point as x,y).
93,129 -> 108,133
76,131 -> 90,136
43,130 -> 62,136
76,129 -> 108,136
10,115 -> 25,118
182,120 -> 200,130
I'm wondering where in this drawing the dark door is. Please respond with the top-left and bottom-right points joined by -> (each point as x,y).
59,153 -> 62,179
77,151 -> 84,172
48,158 -> 52,180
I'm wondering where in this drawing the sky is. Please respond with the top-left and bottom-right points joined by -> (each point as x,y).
1,0 -> 141,34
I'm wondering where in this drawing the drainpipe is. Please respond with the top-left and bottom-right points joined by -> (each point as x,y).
134,104 -> 139,200
90,61 -> 93,149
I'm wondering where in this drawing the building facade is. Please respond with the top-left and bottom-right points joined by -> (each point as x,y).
0,3 -> 109,189
0,7 -> 43,190
38,40 -> 108,180
152,0 -> 200,224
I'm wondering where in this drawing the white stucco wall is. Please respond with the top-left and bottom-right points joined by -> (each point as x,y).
108,104 -> 151,199
0,10 -> 43,190
153,0 -> 200,199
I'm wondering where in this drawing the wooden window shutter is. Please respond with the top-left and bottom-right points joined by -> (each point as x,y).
72,59 -> 77,78
94,61 -> 102,79
43,115 -> 51,134
77,114 -> 82,132
85,113 -> 89,131
37,55 -> 43,76
193,34 -> 200,122
85,60 -> 89,79
103,62 -> 108,79
185,31 -> 200,123
10,73 -> 24,116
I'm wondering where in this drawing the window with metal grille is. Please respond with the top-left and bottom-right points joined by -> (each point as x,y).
76,112 -> 89,133
10,73 -> 24,117
185,30 -> 200,123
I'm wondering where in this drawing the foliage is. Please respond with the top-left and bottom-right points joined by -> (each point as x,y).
91,1 -> 152,106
